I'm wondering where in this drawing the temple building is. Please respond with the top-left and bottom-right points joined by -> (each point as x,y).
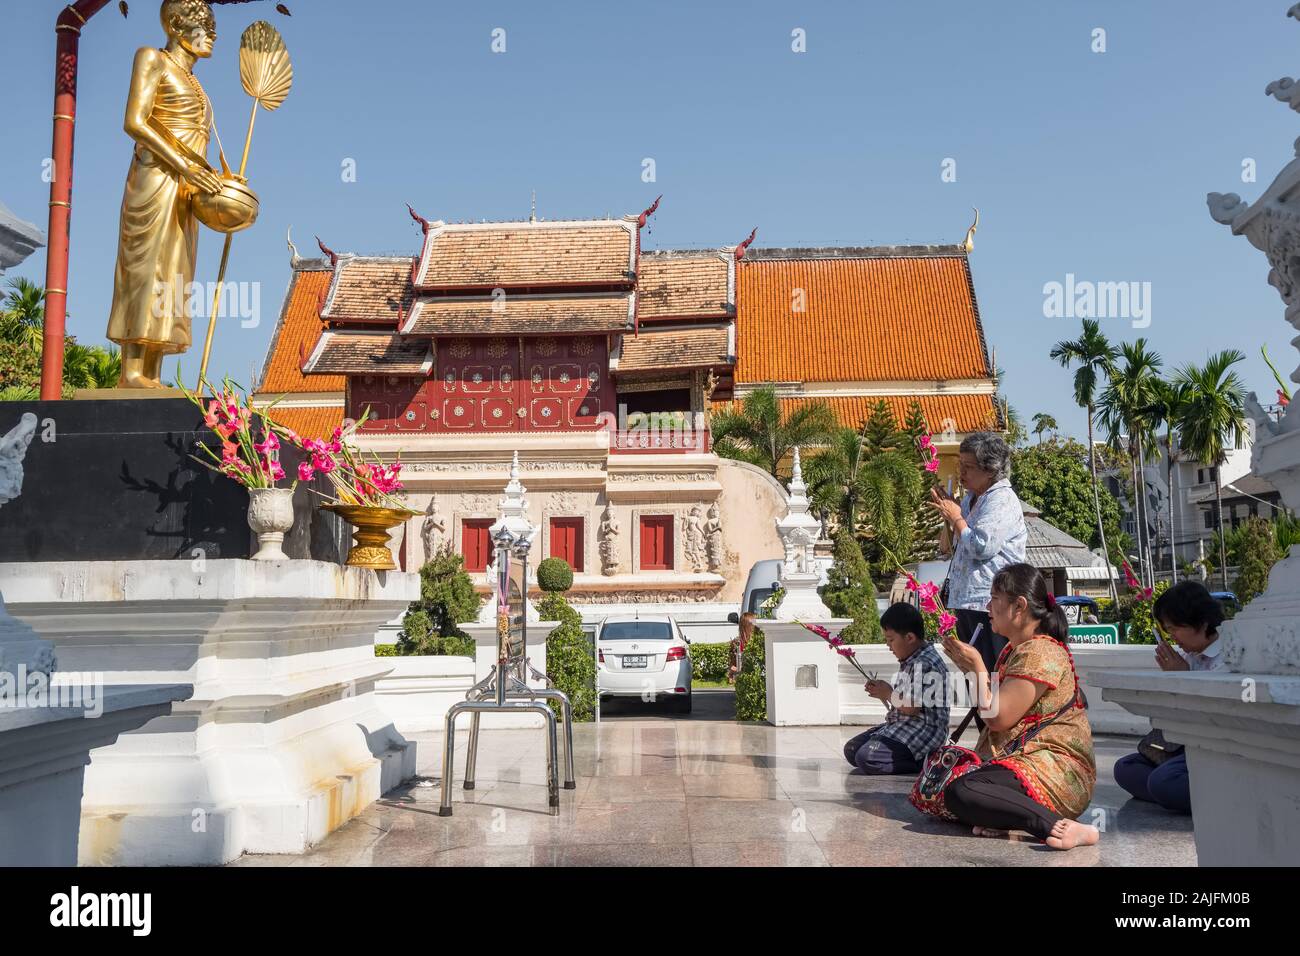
254,207 -> 998,618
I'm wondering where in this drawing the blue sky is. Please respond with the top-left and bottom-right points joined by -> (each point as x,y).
3,0 -> 1298,435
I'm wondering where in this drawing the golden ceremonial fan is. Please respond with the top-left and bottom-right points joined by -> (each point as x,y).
197,20 -> 294,389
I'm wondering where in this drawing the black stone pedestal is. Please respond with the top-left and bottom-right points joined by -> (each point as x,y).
0,398 -> 346,564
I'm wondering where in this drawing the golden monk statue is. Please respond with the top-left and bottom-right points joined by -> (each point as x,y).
107,0 -> 223,389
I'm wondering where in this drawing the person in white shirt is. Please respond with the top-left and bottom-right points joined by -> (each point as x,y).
1113,581 -> 1227,812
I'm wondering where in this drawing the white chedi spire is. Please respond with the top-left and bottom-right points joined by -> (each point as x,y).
772,446 -> 831,621
491,451 -> 536,548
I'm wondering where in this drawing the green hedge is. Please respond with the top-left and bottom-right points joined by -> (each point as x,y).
734,627 -> 766,721
375,643 -> 398,657
690,642 -> 731,682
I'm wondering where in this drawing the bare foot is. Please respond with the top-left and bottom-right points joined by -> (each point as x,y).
1045,818 -> 1100,850
972,826 -> 1008,838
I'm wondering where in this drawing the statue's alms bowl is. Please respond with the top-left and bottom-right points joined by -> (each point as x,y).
193,175 -> 260,234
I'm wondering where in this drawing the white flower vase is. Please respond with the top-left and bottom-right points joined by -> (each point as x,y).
247,487 -> 295,561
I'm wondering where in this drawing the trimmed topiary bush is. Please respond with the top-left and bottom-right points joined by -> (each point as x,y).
541,591 -> 595,721
734,627 -> 766,721
395,547 -> 481,656
536,556 -> 574,593
820,531 -> 882,643
690,642 -> 731,682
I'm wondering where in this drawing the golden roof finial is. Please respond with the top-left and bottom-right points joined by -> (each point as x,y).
963,207 -> 980,253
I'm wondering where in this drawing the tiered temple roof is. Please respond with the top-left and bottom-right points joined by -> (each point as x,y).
255,212 -> 998,441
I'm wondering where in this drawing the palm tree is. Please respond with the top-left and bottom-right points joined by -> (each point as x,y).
804,425 -> 870,532
1050,319 -> 1121,604
1031,412 -> 1058,444
1141,378 -> 1188,583
1174,350 -> 1249,590
62,342 -> 121,391
0,277 -> 46,350
710,386 -> 838,477
856,448 -> 925,571
1098,339 -> 1163,587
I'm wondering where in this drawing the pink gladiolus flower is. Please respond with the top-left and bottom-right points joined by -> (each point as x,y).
918,581 -> 939,600
332,426 -> 343,441
905,576 -> 919,592
939,612 -> 957,634
1140,588 -> 1153,601
800,622 -> 832,639
270,462 -> 286,482
220,440 -> 239,464
311,452 -> 336,474
837,647 -> 855,658
921,594 -> 939,615
298,461 -> 315,481
924,457 -> 940,473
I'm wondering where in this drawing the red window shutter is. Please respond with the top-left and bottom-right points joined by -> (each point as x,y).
461,518 -> 494,573
549,517 -> 584,571
639,515 -> 673,571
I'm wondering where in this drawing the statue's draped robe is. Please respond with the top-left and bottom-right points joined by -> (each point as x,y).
106,55 -> 211,353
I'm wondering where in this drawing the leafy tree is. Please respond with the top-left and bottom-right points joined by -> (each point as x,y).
820,531 -> 882,643
1141,377 -> 1189,583
898,399 -> 944,561
1232,516 -> 1281,606
710,386 -> 838,476
1050,318 -> 1121,603
1031,413 -> 1058,444
396,546 -> 480,654
857,448 -> 925,573
1173,350 -> 1248,590
1,278 -> 120,398
1011,438 -> 1125,554
861,399 -> 898,454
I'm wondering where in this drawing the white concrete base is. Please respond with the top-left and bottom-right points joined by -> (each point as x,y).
1093,669 -> 1300,866
0,683 -> 191,866
771,573 -> 833,622
465,621 -> 557,728
0,559 -> 420,866
763,621 -> 852,726
374,652 -> 475,733
766,624 -> 1156,733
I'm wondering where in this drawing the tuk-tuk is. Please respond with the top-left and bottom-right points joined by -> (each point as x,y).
1056,595 -> 1100,626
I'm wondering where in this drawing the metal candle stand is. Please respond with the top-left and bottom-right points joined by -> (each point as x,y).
439,529 -> 575,817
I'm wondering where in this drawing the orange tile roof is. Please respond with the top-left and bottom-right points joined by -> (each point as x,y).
321,257 -> 416,323
734,255 -> 990,383
258,268 -> 345,393
637,253 -> 731,319
263,404 -> 345,439
713,393 -> 1000,436
617,326 -> 731,373
402,293 -> 633,335
414,220 -> 636,289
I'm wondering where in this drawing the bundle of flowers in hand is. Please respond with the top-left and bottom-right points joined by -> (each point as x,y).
179,377 -> 298,560
917,432 -> 941,474
276,409 -> 415,570
794,620 -> 879,682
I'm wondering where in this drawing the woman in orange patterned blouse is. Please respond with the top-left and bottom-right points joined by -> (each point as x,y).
939,563 -> 1099,850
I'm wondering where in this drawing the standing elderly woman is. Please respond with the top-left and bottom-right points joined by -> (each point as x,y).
929,432 -> 1027,672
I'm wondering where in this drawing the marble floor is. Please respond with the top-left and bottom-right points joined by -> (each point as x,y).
233,691 -> 1196,867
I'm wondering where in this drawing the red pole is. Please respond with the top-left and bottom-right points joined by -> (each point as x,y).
40,1 -> 112,400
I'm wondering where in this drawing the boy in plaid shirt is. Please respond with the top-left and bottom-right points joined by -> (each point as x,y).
842,603 -> 951,775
